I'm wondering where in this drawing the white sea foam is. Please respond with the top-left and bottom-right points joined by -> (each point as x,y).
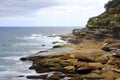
16,34 -> 44,40
16,34 -> 64,42
15,34 -> 66,47
0,71 -> 23,76
2,56 -> 20,61
31,34 -> 43,37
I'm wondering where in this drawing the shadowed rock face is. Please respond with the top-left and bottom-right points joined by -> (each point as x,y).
113,27 -> 120,39
72,26 -> 120,39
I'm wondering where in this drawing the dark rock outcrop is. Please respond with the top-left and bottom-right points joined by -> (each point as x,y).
86,0 -> 120,38
71,0 -> 120,39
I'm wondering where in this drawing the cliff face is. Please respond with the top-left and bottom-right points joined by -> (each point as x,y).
86,0 -> 120,29
72,0 -> 120,39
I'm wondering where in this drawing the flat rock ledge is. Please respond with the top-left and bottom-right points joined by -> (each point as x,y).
20,38 -> 120,80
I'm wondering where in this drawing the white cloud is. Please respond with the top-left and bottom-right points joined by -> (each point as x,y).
28,0 -> 109,26
0,0 -> 59,16
0,0 -> 109,26
0,0 -> 109,17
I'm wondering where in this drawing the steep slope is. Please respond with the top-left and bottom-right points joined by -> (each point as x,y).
86,0 -> 120,29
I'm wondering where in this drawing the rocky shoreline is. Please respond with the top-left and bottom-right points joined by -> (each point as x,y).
20,0 -> 120,79
20,29 -> 120,80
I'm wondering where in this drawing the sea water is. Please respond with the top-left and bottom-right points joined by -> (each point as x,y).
0,27 -> 78,80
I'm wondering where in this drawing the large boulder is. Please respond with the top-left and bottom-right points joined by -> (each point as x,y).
74,54 -> 95,62
88,62 -> 103,70
72,28 -> 88,38
102,43 -> 111,52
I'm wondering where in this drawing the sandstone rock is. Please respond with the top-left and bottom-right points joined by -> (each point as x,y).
88,62 -> 103,70
68,77 -> 81,80
45,73 -> 64,80
76,66 -> 94,74
64,66 -> 75,73
112,68 -> 120,73
92,70 -> 102,74
74,54 -> 95,62
67,38 -> 81,44
96,55 -> 109,64
69,54 -> 75,59
104,77 -> 115,80
102,43 -> 111,52
116,78 -> 120,80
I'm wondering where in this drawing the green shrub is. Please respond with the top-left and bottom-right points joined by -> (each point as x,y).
111,16 -> 120,22
105,0 -> 120,10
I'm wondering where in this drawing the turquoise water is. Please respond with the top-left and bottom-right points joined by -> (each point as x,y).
0,27 -> 78,80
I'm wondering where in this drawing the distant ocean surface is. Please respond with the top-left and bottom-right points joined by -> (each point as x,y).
0,27 -> 79,80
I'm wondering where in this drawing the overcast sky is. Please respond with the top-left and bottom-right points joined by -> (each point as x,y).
0,0 -> 109,27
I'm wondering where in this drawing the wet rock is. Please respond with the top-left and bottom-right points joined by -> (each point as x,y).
27,74 -> 48,79
76,66 -> 94,74
42,44 -> 45,46
37,50 -> 48,53
20,56 -> 46,61
52,41 -> 59,44
20,57 -> 30,61
53,45 -> 63,48
17,75 -> 25,77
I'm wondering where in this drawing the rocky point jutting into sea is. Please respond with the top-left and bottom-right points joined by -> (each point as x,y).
21,0 -> 120,80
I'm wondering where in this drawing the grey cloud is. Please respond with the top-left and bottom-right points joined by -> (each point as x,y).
0,0 -> 59,17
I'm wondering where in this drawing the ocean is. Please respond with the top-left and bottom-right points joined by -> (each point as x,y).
0,27 -> 78,80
